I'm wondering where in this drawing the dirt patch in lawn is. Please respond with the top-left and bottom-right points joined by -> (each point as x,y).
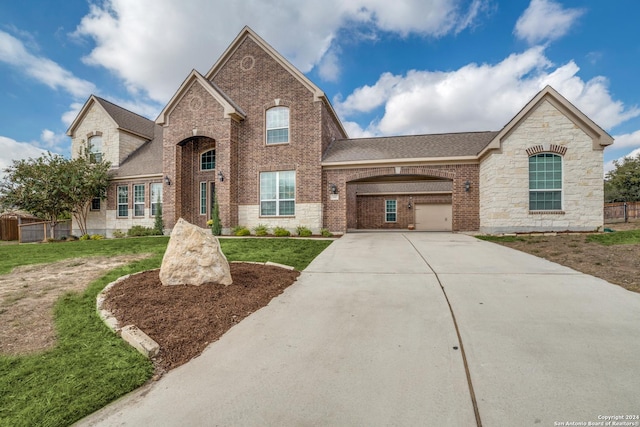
0,254 -> 150,355
102,263 -> 300,376
488,221 -> 640,294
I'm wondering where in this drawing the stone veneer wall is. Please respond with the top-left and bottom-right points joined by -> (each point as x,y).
479,100 -> 605,234
237,203 -> 323,234
70,102 -> 146,167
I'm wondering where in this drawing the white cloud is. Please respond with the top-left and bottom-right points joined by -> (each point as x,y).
612,130 -> 640,149
318,48 -> 341,83
336,46 -> 640,136
40,129 -> 66,149
0,136 -> 49,175
72,0 -> 489,102
514,0 -> 585,45
0,30 -> 95,98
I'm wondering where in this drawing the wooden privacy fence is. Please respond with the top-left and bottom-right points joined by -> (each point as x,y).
18,220 -> 72,243
604,202 -> 640,223
0,216 -> 42,241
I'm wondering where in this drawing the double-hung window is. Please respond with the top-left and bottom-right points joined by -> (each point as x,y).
151,183 -> 162,216
133,184 -> 145,217
385,200 -> 397,222
529,153 -> 562,210
260,171 -> 295,216
117,185 -> 128,217
266,107 -> 289,144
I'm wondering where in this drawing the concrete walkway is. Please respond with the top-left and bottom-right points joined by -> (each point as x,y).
78,233 -> 640,426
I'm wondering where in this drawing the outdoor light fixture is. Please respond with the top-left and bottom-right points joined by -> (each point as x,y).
218,171 -> 224,182
329,183 -> 338,194
408,201 -> 412,209
465,180 -> 471,192
164,176 -> 171,186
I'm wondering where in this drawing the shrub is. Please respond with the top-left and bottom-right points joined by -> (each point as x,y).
211,193 -> 222,236
232,225 -> 251,236
90,234 -> 104,240
112,230 -> 126,239
320,228 -> 333,237
127,226 -> 155,237
273,226 -> 290,237
296,226 -> 312,237
79,234 -> 90,241
153,201 -> 164,235
253,224 -> 269,236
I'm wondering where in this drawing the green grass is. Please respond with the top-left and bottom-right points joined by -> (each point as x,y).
0,237 -> 332,427
586,229 -> 640,245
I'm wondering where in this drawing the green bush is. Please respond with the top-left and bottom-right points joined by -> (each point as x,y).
320,228 -> 333,237
90,234 -> 105,240
79,234 -> 90,241
296,226 -> 312,237
127,226 -> 155,237
273,226 -> 290,237
253,224 -> 269,236
232,225 -> 251,236
112,230 -> 126,239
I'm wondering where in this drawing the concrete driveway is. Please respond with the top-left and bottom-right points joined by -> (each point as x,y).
78,233 -> 640,427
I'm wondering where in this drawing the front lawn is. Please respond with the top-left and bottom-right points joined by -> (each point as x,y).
0,237 -> 332,427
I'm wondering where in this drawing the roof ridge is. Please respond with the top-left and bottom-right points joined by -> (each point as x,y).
338,130 -> 499,142
94,96 -> 154,124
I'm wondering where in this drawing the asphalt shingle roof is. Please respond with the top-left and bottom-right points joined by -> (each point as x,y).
95,96 -> 156,139
322,131 -> 499,163
114,124 -> 164,177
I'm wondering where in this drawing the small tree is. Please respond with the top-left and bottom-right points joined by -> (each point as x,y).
211,193 -> 222,236
65,156 -> 111,236
605,153 -> 640,202
153,195 -> 164,235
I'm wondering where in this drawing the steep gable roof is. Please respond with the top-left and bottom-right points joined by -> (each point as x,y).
479,85 -> 614,157
205,26 -> 347,137
322,131 -> 499,165
66,95 -> 155,140
113,124 -> 163,177
155,69 -> 246,125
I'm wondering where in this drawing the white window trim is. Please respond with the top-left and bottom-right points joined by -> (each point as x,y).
151,183 -> 162,217
200,149 -> 215,171
88,135 -> 103,163
133,184 -> 145,217
265,106 -> 290,145
260,170 -> 296,217
528,153 -> 563,212
117,185 -> 128,218
200,182 -> 207,216
385,199 -> 397,223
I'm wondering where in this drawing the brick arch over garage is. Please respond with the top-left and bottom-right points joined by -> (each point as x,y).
322,164 -> 479,233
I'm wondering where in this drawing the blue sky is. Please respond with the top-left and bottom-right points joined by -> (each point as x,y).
1,0 -> 639,174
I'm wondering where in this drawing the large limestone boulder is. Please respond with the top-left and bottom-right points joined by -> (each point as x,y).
160,218 -> 232,286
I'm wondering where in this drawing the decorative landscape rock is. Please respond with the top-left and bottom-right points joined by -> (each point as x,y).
159,218 -> 233,286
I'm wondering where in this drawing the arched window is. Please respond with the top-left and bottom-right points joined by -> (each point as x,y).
529,153 -> 562,210
201,149 -> 215,170
88,135 -> 102,163
266,106 -> 289,144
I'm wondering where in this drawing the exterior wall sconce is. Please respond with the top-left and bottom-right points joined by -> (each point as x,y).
408,196 -> 413,209
464,180 -> 471,192
218,171 -> 224,182
164,176 -> 171,186
329,183 -> 338,194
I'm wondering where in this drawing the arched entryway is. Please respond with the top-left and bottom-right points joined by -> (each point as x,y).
349,174 -> 453,231
176,136 -> 217,228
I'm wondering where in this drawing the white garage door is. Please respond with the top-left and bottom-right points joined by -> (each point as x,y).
415,204 -> 452,231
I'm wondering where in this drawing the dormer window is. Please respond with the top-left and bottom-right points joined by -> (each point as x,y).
201,149 -> 215,170
266,106 -> 289,144
88,135 -> 103,163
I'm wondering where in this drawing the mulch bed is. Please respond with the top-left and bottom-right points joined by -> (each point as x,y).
103,263 -> 300,375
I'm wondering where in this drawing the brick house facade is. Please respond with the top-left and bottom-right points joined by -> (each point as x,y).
67,27 -> 613,237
